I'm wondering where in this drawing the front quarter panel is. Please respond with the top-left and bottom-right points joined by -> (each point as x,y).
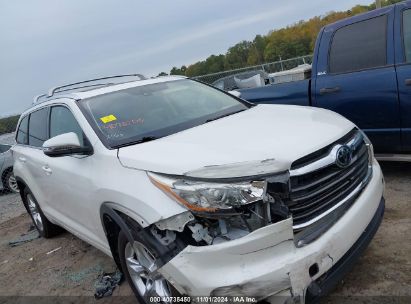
96,160 -> 188,228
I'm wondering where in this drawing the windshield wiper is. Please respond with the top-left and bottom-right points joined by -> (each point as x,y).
205,109 -> 246,123
113,136 -> 160,148
136,136 -> 159,143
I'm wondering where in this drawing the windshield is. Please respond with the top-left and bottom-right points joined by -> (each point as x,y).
80,79 -> 249,148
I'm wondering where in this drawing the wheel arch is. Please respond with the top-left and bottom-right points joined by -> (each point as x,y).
14,176 -> 30,212
100,202 -> 186,272
100,203 -> 137,271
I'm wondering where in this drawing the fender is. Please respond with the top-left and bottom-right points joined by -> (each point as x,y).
100,203 -> 135,245
100,203 -> 187,269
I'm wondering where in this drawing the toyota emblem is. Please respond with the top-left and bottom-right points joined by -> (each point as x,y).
336,145 -> 352,168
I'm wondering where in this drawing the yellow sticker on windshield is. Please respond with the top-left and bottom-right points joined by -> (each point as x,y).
100,114 -> 117,124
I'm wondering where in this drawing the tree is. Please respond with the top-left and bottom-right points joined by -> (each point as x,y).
224,41 -> 253,70
0,115 -> 19,136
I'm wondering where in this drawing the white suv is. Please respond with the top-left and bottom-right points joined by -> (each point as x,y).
12,75 -> 385,303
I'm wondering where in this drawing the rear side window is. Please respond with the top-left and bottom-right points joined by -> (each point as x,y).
403,9 -> 411,62
50,106 -> 85,146
329,16 -> 387,74
16,115 -> 29,145
0,144 -> 11,153
28,108 -> 49,147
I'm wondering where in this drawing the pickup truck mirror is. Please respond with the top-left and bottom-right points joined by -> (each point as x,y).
43,132 -> 92,157
228,90 -> 242,98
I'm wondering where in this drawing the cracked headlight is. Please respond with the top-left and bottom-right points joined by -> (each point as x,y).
148,172 -> 265,214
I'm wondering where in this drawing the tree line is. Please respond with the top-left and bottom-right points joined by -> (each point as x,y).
159,0 -> 402,78
0,115 -> 19,136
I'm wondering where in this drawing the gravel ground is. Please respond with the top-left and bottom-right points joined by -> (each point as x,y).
0,162 -> 410,303
0,192 -> 25,224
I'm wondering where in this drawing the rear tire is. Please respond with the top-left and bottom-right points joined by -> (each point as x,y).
3,170 -> 19,193
23,188 -> 62,238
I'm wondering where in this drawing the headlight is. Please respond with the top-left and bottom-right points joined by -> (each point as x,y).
360,130 -> 374,164
148,172 -> 265,214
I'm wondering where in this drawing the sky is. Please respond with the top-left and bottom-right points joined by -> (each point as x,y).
0,0 -> 373,116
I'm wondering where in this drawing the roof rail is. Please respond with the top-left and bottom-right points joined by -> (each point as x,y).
33,73 -> 146,104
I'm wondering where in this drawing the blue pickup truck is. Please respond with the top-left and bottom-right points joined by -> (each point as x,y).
240,1 -> 411,159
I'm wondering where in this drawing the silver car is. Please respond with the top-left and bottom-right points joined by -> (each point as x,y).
0,144 -> 18,193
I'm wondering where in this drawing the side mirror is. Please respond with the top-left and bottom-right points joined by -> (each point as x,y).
43,132 -> 92,157
228,90 -> 242,98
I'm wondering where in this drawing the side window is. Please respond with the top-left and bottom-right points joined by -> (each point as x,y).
403,9 -> 411,62
0,144 -> 10,153
28,108 -> 49,147
329,16 -> 387,74
50,106 -> 85,146
16,115 -> 29,145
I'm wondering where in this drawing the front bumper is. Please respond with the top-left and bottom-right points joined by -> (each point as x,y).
305,196 -> 384,303
159,160 -> 384,302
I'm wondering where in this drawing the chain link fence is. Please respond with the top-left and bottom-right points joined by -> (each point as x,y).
193,54 -> 313,89
0,115 -> 19,145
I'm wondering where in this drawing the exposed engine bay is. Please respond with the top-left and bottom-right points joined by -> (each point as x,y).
149,172 -> 291,249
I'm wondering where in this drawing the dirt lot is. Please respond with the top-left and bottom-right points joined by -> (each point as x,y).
0,162 -> 410,303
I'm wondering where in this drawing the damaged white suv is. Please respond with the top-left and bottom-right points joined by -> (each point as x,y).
12,75 -> 385,303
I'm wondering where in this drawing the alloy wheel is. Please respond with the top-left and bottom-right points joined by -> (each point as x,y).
27,194 -> 43,232
125,241 -> 172,303
8,174 -> 19,193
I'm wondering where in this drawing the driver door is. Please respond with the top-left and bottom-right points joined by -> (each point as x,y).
43,105 -> 98,245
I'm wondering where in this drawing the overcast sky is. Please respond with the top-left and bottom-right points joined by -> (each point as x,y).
0,0 -> 373,116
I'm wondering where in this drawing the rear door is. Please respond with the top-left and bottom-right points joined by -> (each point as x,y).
13,108 -> 50,209
313,8 -> 401,153
0,146 -> 6,183
394,3 -> 411,152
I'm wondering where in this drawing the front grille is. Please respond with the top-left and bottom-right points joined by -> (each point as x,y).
286,129 -> 371,230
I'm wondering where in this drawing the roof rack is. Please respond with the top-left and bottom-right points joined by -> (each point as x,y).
33,73 -> 146,104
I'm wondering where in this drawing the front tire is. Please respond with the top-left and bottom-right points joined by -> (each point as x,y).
118,228 -> 177,304
23,188 -> 62,238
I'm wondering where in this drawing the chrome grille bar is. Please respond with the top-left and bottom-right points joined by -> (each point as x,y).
276,129 -> 372,232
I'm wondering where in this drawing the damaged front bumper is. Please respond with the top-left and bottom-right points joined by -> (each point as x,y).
158,160 -> 384,302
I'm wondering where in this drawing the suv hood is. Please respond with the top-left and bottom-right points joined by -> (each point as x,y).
118,104 -> 354,178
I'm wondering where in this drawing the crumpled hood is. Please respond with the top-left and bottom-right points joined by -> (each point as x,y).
118,104 -> 355,178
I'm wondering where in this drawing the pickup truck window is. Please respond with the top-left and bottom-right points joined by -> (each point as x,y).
329,16 -> 387,74
403,9 -> 411,62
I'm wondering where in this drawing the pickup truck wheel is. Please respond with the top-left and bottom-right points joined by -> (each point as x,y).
118,230 -> 178,303
23,188 -> 62,238
4,170 -> 19,193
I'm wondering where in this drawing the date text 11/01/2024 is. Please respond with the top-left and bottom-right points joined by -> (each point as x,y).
149,296 -> 258,303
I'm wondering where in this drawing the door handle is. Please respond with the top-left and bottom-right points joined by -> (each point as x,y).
42,165 -> 52,175
320,87 -> 341,95
405,79 -> 411,86
18,157 -> 27,163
